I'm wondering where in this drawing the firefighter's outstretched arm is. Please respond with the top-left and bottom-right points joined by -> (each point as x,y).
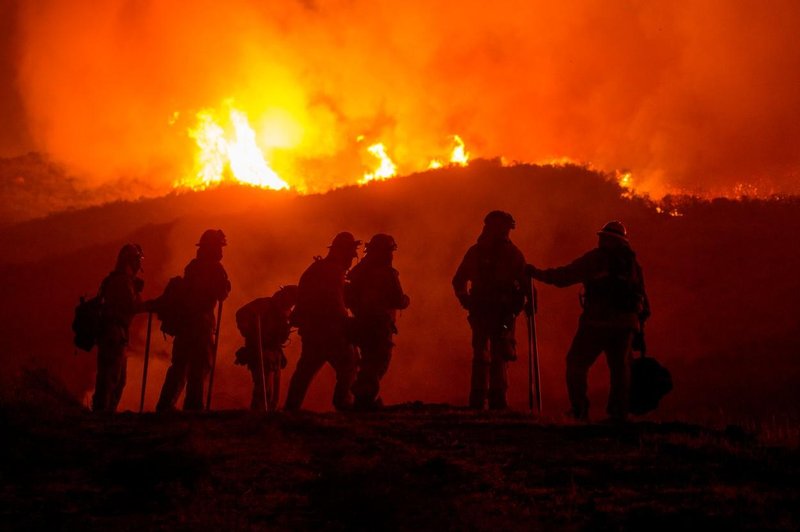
526,251 -> 603,288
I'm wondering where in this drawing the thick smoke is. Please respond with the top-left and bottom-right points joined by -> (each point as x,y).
4,0 -> 800,196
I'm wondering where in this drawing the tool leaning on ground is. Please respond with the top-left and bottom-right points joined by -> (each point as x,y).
139,311 -> 153,413
205,300 -> 224,411
526,277 -> 543,415
256,314 -> 269,413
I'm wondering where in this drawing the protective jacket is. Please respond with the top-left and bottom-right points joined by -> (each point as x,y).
236,297 -> 292,362
532,245 -> 649,329
453,234 -> 528,322
292,257 -> 349,333
99,269 -> 143,344
347,257 -> 409,327
182,257 -> 230,331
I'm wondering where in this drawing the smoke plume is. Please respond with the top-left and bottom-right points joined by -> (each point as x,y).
3,0 -> 800,196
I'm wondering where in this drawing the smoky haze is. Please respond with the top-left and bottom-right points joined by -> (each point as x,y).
2,0 -> 800,197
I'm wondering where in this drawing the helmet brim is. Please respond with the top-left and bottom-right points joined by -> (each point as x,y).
597,230 -> 628,241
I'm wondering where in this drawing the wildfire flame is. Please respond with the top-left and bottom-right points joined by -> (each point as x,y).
429,135 -> 470,169
360,143 -> 397,184
450,135 -> 469,166
175,106 -> 290,191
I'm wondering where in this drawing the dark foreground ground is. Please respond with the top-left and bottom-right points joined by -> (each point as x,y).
2,377 -> 799,531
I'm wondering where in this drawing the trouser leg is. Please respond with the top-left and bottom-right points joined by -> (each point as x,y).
109,354 -> 127,412
352,332 -> 393,407
92,350 -> 112,412
469,322 -> 491,409
605,330 -> 633,419
182,329 -> 213,411
265,349 -> 282,412
284,345 -> 326,411
249,363 -> 266,411
565,324 -> 604,419
488,324 -> 515,409
156,338 -> 190,412
93,340 -> 125,412
330,344 -> 357,411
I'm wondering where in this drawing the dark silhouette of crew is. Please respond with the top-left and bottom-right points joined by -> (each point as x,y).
156,229 -> 231,412
234,285 -> 298,411
346,234 -> 410,410
92,244 -> 149,412
527,221 -> 650,422
284,232 -> 361,411
453,211 -> 531,410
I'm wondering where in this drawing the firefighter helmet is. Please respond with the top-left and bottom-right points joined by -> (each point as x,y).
196,229 -> 227,248
116,243 -> 143,270
365,233 -> 398,253
597,221 -> 628,241
484,210 -> 516,229
273,284 -> 299,306
328,232 -> 361,257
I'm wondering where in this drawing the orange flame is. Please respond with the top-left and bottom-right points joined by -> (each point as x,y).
429,135 -> 470,169
175,106 -> 289,191
360,143 -> 397,184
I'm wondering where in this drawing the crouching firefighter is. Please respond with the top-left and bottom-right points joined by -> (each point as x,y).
155,229 -> 231,412
453,211 -> 532,410
346,234 -> 410,410
234,285 -> 298,411
527,221 -> 650,422
92,244 -> 150,413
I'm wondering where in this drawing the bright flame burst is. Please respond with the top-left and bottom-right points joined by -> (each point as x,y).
176,107 -> 289,191
429,135 -> 470,169
360,143 -> 397,184
176,105 -> 481,191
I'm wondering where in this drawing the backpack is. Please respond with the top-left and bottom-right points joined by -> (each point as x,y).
630,354 -> 673,415
154,276 -> 187,336
586,248 -> 645,314
474,241 -> 525,316
72,294 -> 104,351
235,300 -> 258,338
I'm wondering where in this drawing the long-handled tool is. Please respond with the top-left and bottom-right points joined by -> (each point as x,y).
270,359 -> 281,412
139,311 -> 153,413
527,278 -> 542,415
256,314 -> 269,412
206,300 -> 224,411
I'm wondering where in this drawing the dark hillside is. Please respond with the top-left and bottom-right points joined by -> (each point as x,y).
1,163 -> 798,420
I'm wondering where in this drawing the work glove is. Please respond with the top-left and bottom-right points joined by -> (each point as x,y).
632,331 -> 646,355
133,277 -> 145,293
143,299 -> 158,313
524,264 -> 541,278
234,346 -> 249,366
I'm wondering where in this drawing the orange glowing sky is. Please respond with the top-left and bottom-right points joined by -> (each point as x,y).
2,0 -> 800,198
